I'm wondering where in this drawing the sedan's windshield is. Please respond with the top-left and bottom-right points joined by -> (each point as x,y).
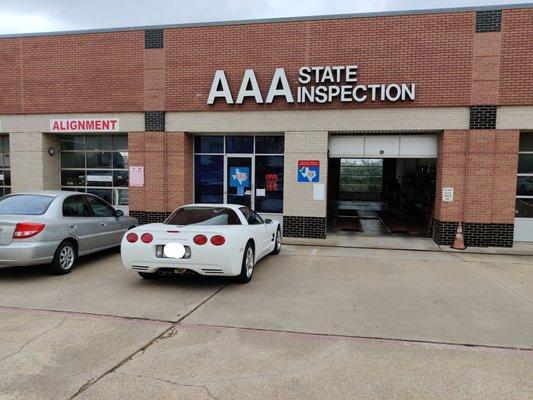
165,207 -> 241,226
0,195 -> 55,215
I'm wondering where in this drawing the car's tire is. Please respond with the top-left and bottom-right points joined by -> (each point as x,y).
236,242 -> 255,284
138,272 -> 157,279
271,227 -> 282,255
49,240 -> 77,275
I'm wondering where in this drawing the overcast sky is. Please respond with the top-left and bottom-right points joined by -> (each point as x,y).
0,0 -> 529,34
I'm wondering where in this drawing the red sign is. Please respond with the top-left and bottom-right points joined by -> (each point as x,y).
265,173 -> 278,191
50,118 -> 120,132
297,160 -> 320,168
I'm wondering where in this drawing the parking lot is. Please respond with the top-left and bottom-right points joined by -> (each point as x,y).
0,245 -> 532,399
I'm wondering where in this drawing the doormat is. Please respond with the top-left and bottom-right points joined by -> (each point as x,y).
334,217 -> 363,232
376,211 -> 419,234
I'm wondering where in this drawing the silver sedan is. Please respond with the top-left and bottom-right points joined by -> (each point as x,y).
0,191 -> 137,274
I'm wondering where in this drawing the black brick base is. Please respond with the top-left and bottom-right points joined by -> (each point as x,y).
433,220 -> 514,248
130,211 -> 171,225
283,216 -> 327,239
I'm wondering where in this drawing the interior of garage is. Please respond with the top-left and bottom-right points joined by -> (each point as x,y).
327,134 -> 437,238
327,157 -> 436,237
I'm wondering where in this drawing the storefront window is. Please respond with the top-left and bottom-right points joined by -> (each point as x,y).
516,199 -> 533,218
194,135 -> 284,213
255,156 -> 284,213
0,136 -> 11,196
255,136 -> 284,154
194,155 -> 224,203
60,134 -> 128,207
194,136 -> 224,153
226,136 -> 254,153
516,132 -> 533,218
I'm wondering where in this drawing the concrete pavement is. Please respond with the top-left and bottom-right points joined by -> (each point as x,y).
0,249 -> 226,322
0,245 -> 531,399
186,247 -> 533,348
77,325 -> 533,400
0,308 -> 171,400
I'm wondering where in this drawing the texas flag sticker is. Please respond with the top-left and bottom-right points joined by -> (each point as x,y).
297,160 -> 320,183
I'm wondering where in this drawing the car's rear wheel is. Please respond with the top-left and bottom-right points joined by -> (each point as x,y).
49,241 -> 77,275
236,242 -> 255,284
271,227 -> 282,255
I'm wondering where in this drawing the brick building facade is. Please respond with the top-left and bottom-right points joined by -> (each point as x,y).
0,4 -> 532,246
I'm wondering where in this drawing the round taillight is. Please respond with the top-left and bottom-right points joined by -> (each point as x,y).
193,234 -> 208,245
126,233 -> 138,243
141,233 -> 153,244
211,235 -> 225,246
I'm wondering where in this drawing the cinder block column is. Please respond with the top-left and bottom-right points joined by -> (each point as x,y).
10,132 -> 59,192
434,129 -> 519,247
282,131 -> 328,238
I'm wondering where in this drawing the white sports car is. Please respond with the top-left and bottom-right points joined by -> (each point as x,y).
121,204 -> 282,283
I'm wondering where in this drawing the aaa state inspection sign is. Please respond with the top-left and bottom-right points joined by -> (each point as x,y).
297,160 -> 320,183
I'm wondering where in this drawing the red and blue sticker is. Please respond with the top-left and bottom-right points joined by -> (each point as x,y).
297,160 -> 320,183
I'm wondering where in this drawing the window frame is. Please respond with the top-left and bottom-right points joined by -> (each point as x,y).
193,134 -> 285,214
59,134 -> 128,207
62,195 -> 92,218
0,135 -> 11,196
516,132 -> 533,218
240,206 -> 264,225
84,194 -> 117,218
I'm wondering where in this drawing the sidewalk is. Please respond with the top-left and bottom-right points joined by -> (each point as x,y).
283,233 -> 533,256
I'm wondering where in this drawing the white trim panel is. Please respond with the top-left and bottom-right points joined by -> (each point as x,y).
329,135 -> 438,158
514,218 -> 533,242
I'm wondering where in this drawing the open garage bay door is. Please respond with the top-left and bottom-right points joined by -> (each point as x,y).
329,134 -> 438,158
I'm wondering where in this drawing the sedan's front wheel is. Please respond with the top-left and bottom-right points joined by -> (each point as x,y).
49,241 -> 77,275
236,242 -> 255,284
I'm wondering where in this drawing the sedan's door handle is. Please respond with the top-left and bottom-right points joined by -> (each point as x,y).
100,223 -> 107,227
69,225 -> 77,229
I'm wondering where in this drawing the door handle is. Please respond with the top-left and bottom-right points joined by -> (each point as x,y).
69,225 -> 77,229
100,223 -> 107,227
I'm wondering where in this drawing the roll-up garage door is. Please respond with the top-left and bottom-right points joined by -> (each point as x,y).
329,135 -> 438,158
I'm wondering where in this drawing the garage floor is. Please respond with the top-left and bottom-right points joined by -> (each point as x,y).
0,246 -> 532,399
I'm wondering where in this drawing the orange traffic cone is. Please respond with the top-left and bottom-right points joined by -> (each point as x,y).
451,222 -> 466,250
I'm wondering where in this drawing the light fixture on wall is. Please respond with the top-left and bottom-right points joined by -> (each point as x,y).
48,147 -> 55,156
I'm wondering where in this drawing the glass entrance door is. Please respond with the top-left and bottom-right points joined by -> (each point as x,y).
226,156 -> 253,207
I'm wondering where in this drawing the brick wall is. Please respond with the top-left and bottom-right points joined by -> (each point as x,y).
499,9 -> 533,105
165,12 -> 475,111
1,8 -> 531,115
0,31 -> 144,114
434,129 -> 519,246
128,131 -> 193,214
435,130 -> 519,224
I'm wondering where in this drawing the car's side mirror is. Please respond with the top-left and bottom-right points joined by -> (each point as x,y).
265,218 -> 273,224
115,209 -> 124,218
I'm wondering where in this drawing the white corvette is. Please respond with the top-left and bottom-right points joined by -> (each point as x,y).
121,204 -> 282,283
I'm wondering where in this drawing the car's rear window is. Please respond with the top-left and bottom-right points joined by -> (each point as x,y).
165,207 -> 241,226
0,195 -> 55,215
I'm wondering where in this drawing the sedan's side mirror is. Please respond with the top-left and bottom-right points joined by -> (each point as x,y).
265,218 -> 273,224
115,210 -> 124,218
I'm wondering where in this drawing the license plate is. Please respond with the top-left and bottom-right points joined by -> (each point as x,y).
163,243 -> 186,259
